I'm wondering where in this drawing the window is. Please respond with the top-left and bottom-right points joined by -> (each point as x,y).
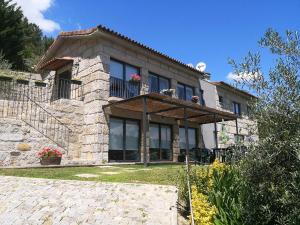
247,105 -> 251,116
234,134 -> 244,143
110,59 -> 140,98
109,117 -> 140,161
177,83 -> 195,101
149,123 -> 172,161
199,89 -> 205,105
148,72 -> 170,93
55,71 -> 71,100
233,101 -> 241,116
218,96 -> 223,105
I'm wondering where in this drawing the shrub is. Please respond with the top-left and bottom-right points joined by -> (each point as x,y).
191,186 -> 216,225
210,167 -> 244,225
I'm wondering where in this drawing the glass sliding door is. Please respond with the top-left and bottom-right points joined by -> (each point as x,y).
109,59 -> 140,99
109,117 -> 140,161
109,118 -> 124,160
125,120 -> 139,160
148,72 -> 170,94
179,127 -> 198,160
160,125 -> 172,160
176,82 -> 195,101
149,123 -> 172,161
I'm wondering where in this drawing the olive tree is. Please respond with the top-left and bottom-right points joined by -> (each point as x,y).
229,29 -> 300,225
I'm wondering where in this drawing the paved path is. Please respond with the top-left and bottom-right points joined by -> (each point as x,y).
0,176 -> 178,225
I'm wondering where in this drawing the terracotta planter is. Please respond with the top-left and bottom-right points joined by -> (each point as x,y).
40,157 -> 62,165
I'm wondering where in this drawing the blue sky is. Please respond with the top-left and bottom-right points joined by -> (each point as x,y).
16,0 -> 300,81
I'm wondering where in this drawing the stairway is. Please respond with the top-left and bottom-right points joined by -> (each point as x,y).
0,85 -> 70,151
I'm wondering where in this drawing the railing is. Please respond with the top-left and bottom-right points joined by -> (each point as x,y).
109,76 -> 140,99
51,78 -> 83,101
0,85 -> 71,151
0,79 -> 84,103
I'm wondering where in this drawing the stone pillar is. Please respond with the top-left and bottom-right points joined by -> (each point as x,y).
172,123 -> 180,162
79,51 -> 110,164
140,68 -> 149,95
171,79 -> 177,98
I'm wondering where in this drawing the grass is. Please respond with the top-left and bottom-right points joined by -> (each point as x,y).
0,164 -> 184,185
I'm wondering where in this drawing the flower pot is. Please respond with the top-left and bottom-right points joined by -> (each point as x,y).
40,157 -> 62,165
129,80 -> 140,84
163,91 -> 173,97
16,79 -> 29,85
71,80 -> 82,85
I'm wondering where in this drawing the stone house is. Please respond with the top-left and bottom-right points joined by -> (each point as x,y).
0,25 -> 257,167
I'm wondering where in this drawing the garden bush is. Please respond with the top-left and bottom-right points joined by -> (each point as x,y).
177,161 -> 243,225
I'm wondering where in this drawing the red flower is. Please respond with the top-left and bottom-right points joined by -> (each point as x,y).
37,147 -> 63,158
130,74 -> 141,82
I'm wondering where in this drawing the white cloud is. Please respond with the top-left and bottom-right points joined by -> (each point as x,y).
11,0 -> 60,33
227,72 -> 258,82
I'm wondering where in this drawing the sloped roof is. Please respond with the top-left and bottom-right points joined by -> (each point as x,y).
210,81 -> 257,98
37,25 -> 210,78
38,57 -> 73,70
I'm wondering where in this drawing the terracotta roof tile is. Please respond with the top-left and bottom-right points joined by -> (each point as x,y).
38,25 -> 210,77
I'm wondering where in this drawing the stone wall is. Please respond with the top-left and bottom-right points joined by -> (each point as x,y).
0,96 -> 84,167
0,118 -> 64,167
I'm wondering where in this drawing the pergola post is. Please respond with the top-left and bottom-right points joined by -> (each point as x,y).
142,96 -> 148,167
235,118 -> 239,135
184,107 -> 190,165
214,114 -> 218,149
184,107 -> 194,225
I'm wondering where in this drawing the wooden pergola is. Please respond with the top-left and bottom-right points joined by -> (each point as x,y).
103,93 -> 238,166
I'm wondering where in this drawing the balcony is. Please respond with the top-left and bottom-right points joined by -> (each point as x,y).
109,76 -> 141,99
109,76 -> 204,105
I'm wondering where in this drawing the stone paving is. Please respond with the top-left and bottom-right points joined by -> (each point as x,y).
0,176 -> 178,225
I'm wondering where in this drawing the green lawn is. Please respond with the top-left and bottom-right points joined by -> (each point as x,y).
0,164 -> 184,185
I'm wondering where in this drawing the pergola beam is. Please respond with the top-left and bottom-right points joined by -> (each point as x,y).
147,106 -> 182,115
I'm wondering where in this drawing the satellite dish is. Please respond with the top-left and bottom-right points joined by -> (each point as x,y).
196,62 -> 206,72
187,63 -> 194,67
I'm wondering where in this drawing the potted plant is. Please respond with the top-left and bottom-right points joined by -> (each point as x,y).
160,89 -> 175,97
35,80 -> 47,87
129,74 -> 141,83
37,147 -> 62,165
191,95 -> 199,103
